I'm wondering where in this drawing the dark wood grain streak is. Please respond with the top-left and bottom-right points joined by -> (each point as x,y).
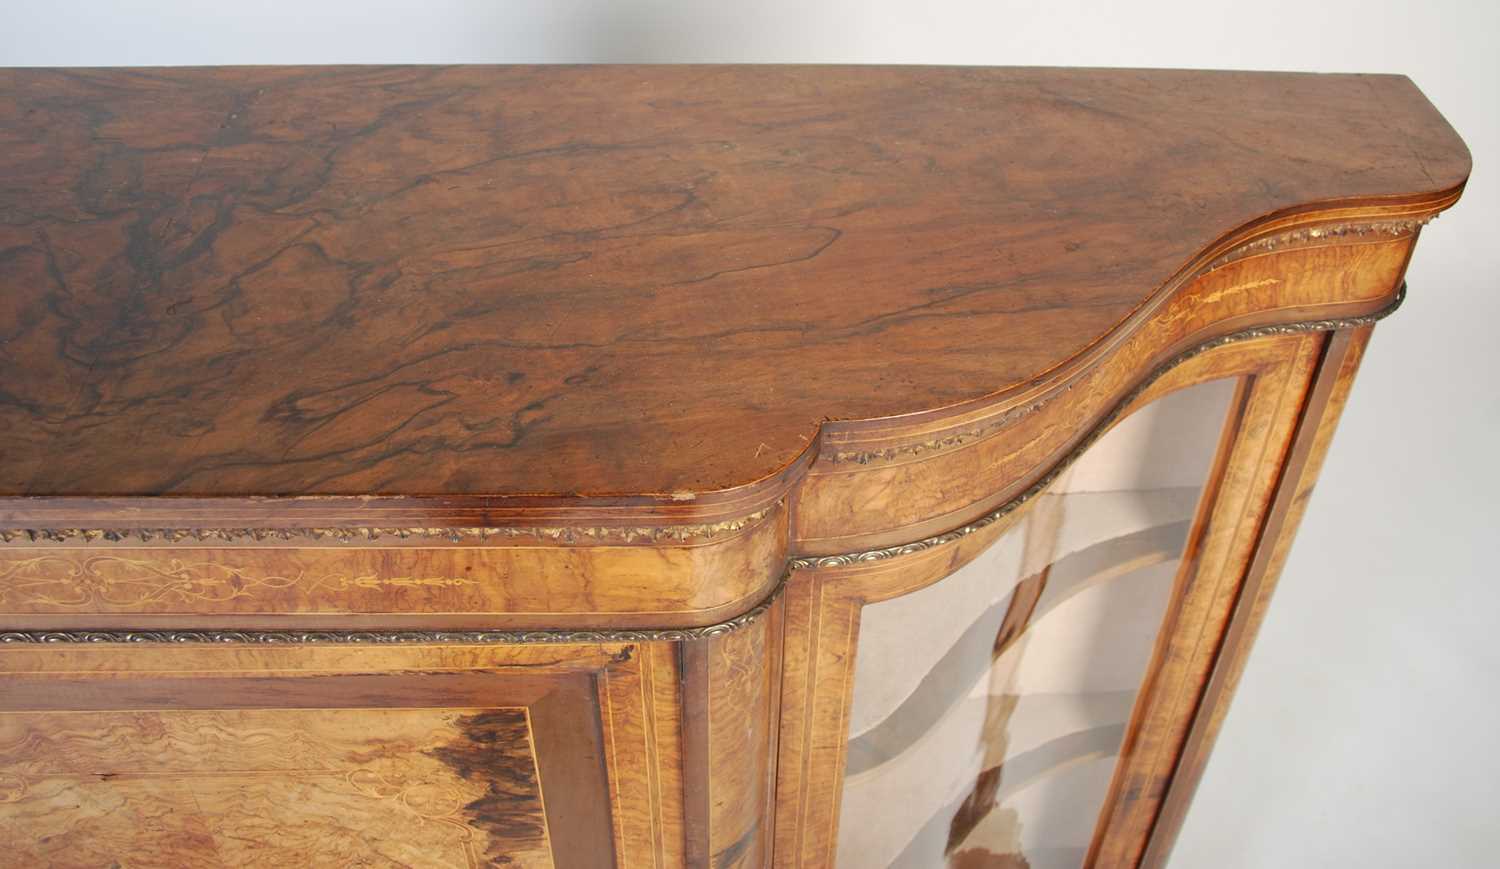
0,66 -> 1469,524
0,66 -> 1473,869
430,709 -> 552,865
0,642 -> 665,866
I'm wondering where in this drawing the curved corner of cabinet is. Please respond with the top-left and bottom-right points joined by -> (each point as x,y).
769,206 -> 1440,868
0,199 -> 1458,869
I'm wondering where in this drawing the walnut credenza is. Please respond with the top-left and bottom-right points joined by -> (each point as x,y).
0,66 -> 1469,867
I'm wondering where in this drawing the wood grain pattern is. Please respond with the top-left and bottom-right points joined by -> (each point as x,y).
775,332 -> 1321,868
794,236 -> 1414,553
1086,333 -> 1324,867
776,493 -> 1034,867
0,65 -> 1473,868
0,66 -> 1468,529
0,613 -> 787,867
0,706 -> 552,868
1138,328 -> 1375,868
599,640 -> 688,868
0,642 -> 663,868
682,596 -> 784,868
0,500 -> 786,630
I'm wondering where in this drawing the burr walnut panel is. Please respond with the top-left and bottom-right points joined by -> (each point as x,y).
0,706 -> 552,868
0,65 -> 1471,868
0,643 -> 656,868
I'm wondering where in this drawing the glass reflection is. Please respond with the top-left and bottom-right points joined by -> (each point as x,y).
837,379 -> 1237,869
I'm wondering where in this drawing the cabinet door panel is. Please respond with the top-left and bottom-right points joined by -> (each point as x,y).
837,379 -> 1237,868
0,643 -> 649,868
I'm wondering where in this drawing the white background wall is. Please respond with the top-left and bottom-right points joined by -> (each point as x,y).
4,2 -> 1497,865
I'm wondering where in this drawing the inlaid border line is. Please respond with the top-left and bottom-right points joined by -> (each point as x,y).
825,220 -> 1429,466
0,507 -> 778,546
790,284 -> 1405,569
0,286 -> 1403,644
0,571 -> 790,645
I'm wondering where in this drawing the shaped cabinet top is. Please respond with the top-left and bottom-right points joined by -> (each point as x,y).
0,66 -> 1468,521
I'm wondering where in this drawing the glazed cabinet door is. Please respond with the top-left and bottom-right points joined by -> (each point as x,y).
777,329 -> 1367,868
834,380 -> 1235,867
0,62 -> 1468,869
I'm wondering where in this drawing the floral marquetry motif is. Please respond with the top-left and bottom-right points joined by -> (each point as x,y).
0,65 -> 1470,867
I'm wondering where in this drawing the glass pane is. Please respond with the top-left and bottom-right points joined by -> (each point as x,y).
837,379 -> 1238,869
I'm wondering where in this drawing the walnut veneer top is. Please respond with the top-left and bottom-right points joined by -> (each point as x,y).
0,66 -> 1469,511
